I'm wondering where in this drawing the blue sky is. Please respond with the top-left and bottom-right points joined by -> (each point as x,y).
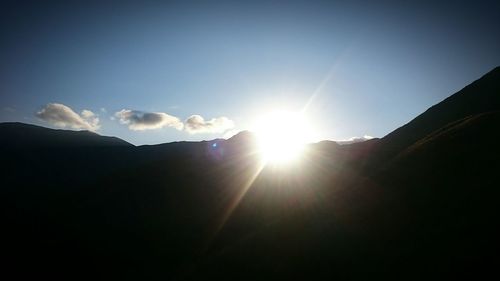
1,0 -> 499,145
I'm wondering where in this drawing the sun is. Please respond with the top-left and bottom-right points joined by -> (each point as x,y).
254,110 -> 311,164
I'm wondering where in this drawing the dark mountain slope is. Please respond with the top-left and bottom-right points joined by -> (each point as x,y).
334,111 -> 500,279
370,66 -> 500,166
187,69 -> 500,279
0,122 -> 132,147
187,111 -> 500,280
0,123 -> 135,188
0,126 -> 266,280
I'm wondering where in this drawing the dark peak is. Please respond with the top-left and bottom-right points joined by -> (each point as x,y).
77,129 -> 98,134
308,140 -> 340,152
0,122 -> 45,129
227,130 -> 257,143
221,130 -> 259,156
0,122 -> 132,148
0,122 -> 96,135
312,140 -> 339,147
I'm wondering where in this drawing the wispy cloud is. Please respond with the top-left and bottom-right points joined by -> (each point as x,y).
36,103 -> 100,131
115,109 -> 183,131
184,115 -> 234,134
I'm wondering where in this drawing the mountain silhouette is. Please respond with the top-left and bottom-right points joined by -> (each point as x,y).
0,122 -> 132,147
367,66 -> 500,168
1,67 -> 499,280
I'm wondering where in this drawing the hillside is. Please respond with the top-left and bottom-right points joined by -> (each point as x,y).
368,66 -> 500,167
0,122 -> 132,147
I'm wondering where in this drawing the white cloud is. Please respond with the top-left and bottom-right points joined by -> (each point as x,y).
336,135 -> 374,145
184,115 -> 235,134
81,109 -> 95,119
115,109 -> 183,131
36,103 -> 100,131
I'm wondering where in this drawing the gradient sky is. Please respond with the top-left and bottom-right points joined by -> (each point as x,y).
1,0 -> 499,145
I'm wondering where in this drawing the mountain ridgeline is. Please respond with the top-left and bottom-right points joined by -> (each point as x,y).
1,67 -> 499,280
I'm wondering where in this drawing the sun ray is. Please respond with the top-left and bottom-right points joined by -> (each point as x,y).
211,152 -> 267,239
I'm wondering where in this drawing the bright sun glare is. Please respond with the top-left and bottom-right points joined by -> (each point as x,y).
254,110 -> 311,164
